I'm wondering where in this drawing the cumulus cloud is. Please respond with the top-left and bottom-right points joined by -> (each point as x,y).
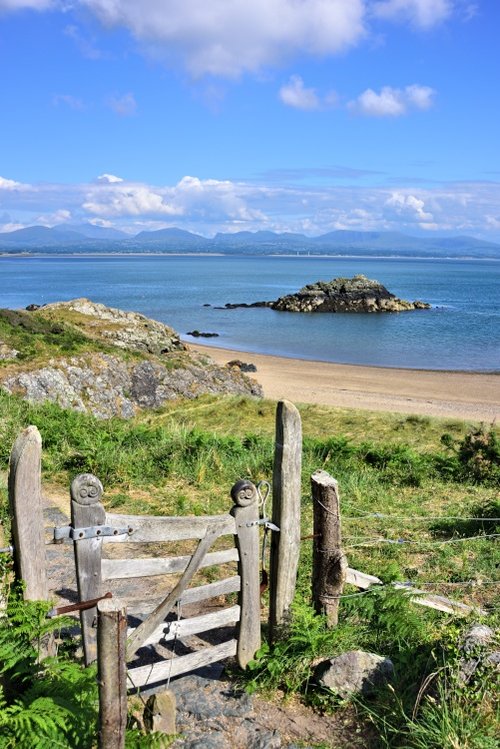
0,176 -> 29,190
279,76 -> 321,111
81,0 -> 367,77
35,209 -> 72,226
106,92 -> 137,116
384,191 -> 434,223
83,181 -> 181,217
372,0 -> 453,28
349,84 -> 435,116
97,173 -> 124,183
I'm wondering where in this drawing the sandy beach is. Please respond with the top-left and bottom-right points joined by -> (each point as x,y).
190,343 -> 500,423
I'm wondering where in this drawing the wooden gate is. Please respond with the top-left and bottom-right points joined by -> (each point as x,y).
63,473 -> 261,690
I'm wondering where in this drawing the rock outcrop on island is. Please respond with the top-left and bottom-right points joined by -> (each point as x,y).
0,299 -> 262,418
225,275 -> 430,313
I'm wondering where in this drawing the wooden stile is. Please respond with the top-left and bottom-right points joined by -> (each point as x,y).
97,598 -> 127,749
231,480 -> 261,668
269,400 -> 302,639
311,470 -> 347,627
8,426 -> 48,602
71,474 -> 106,665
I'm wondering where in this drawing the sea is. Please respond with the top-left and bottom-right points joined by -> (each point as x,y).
1,254 -> 499,372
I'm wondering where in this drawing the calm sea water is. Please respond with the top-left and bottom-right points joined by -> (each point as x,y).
1,255 -> 499,371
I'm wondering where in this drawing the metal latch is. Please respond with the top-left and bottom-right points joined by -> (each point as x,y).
53,525 -> 132,543
245,518 -> 280,531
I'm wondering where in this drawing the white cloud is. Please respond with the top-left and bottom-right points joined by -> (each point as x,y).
0,222 -> 26,233
0,176 -> 29,190
97,173 -> 124,183
279,75 -> 320,111
81,0 -> 367,77
384,191 -> 434,223
372,0 -> 453,28
83,181 -> 182,217
106,92 -> 137,116
349,84 -> 435,116
35,209 -> 72,226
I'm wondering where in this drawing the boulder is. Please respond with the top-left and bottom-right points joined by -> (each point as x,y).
143,690 -> 176,735
459,624 -> 500,684
314,650 -> 394,697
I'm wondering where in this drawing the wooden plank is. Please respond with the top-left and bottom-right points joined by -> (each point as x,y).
126,522 -> 227,660
127,605 -> 241,647
8,426 -> 48,601
102,548 -> 239,580
71,474 -> 106,665
346,567 -> 487,617
269,400 -> 302,639
125,576 -> 241,615
127,640 -> 238,689
97,598 -> 127,749
230,481 -> 261,669
104,512 -> 235,543
311,470 -> 347,627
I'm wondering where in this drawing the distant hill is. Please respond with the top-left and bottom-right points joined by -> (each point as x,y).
0,224 -> 499,258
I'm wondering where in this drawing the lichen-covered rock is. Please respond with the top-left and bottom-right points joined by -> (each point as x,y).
271,275 -> 430,313
42,298 -> 185,354
2,352 -> 262,419
0,341 -> 19,360
314,650 -> 394,697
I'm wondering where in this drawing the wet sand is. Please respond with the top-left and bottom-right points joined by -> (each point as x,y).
190,343 -> 500,423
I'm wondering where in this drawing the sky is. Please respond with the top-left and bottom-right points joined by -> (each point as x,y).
1,0 -> 499,241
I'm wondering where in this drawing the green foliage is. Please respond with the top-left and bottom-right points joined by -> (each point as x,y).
0,309 -> 90,360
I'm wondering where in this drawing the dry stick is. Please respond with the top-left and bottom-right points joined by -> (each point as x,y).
97,598 -> 127,749
126,522 -> 226,661
311,470 -> 347,627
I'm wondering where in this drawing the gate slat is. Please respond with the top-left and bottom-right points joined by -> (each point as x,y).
104,513 -> 236,543
127,640 -> 238,689
128,605 -> 241,647
126,576 -> 241,616
102,548 -> 239,580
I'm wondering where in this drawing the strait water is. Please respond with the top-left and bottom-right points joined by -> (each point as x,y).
0,254 -> 499,371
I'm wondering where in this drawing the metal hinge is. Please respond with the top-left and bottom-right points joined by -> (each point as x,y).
53,524 -> 132,543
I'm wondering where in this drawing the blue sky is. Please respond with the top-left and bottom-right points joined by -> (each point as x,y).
1,0 -> 499,240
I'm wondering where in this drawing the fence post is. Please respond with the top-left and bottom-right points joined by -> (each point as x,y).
8,426 -> 48,602
71,473 -> 106,665
269,400 -> 302,639
231,480 -> 261,668
311,470 -> 347,627
97,598 -> 127,749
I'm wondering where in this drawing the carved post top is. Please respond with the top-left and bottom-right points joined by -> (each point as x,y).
230,479 -> 258,508
71,473 -> 103,506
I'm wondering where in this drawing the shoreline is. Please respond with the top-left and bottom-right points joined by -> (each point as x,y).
189,342 -> 500,422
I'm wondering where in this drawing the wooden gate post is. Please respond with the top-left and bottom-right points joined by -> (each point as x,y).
269,400 -> 302,639
71,473 -> 106,665
231,480 -> 261,668
97,598 -> 127,749
311,470 -> 347,627
8,426 -> 48,601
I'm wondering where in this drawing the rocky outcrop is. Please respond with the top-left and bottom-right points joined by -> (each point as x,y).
225,275 -> 430,313
0,341 -> 18,360
1,299 -> 263,417
41,298 -> 185,354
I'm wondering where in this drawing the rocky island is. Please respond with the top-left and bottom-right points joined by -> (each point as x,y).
225,274 -> 430,313
0,299 -> 262,419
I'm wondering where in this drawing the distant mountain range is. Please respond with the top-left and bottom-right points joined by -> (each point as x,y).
1,224 -> 499,258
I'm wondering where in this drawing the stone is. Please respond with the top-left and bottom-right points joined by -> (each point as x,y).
0,342 -> 19,360
459,624 -> 500,684
227,360 -> 257,373
187,330 -> 220,338
314,650 -> 394,697
144,690 -> 177,735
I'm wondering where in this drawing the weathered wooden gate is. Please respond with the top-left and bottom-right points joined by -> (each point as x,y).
59,472 -> 262,689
